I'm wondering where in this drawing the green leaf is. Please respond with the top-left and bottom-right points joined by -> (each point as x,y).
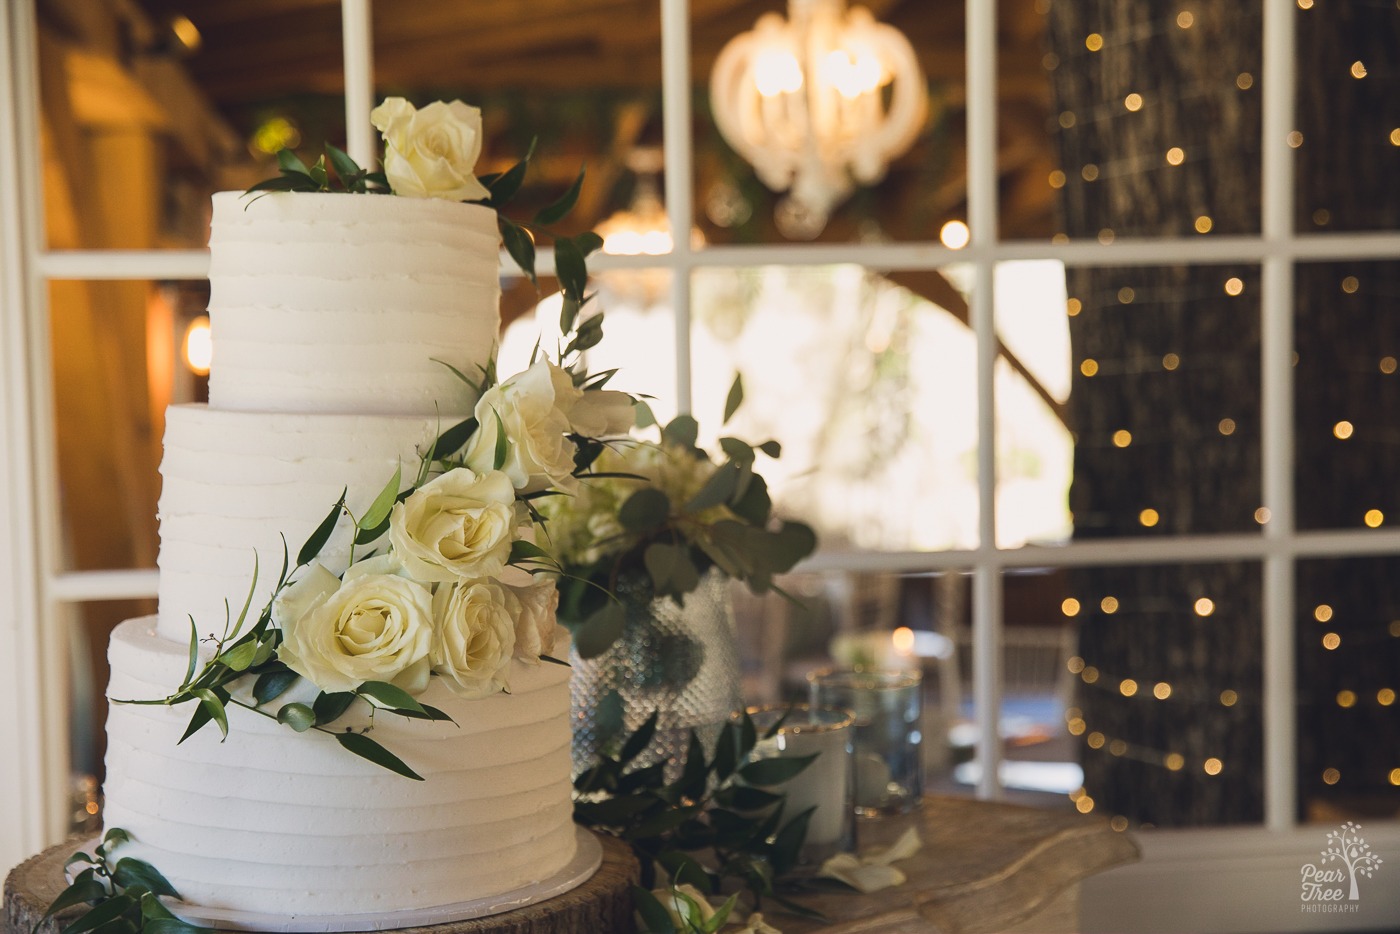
713,723 -> 739,780
684,462 -> 738,512
313,691 -> 357,725
618,710 -> 660,764
729,474 -> 771,526
662,415 -> 699,448
244,173 -> 318,195
183,618 -> 199,685
389,703 -> 455,722
252,667 -> 300,705
358,680 -> 427,714
723,373 -> 744,423
628,803 -> 700,839
707,893 -> 740,932
739,709 -> 758,760
38,877 -> 109,927
190,688 -> 228,740
565,313 -> 606,356
572,794 -> 654,826
643,541 -> 700,599
716,784 -> 784,811
634,400 -> 657,429
658,851 -> 713,894
297,490 -> 346,567
56,894 -> 134,934
739,753 -> 818,786
430,416 -> 479,460
359,463 -> 402,536
574,601 -> 626,659
678,730 -> 709,800
498,215 -> 537,285
510,539 -> 554,564
111,858 -> 179,898
718,437 -> 755,466
276,148 -> 311,176
760,706 -> 791,739
432,357 -> 483,395
559,294 -> 582,335
575,231 -> 604,256
177,700 -> 213,744
217,640 -> 258,672
532,165 -> 586,226
485,137 -> 536,208
632,886 -> 677,934
323,142 -> 362,188
554,236 -> 589,303
619,488 -> 671,532
768,805 -> 818,875
335,731 -> 424,780
64,851 -> 95,871
276,703 -> 316,732
766,521 -> 818,573
308,154 -> 328,188
491,407 -> 510,471
757,439 -> 782,458
101,827 -> 130,852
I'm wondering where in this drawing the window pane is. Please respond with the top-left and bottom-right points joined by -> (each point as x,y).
1294,2 -> 1400,234
48,279 -> 208,572
1044,1 -> 1263,242
679,265 -> 980,552
1295,261 -> 1400,532
1065,264 -> 1262,537
1062,561 -> 1264,828
1297,558 -> 1400,824
694,3 -> 965,245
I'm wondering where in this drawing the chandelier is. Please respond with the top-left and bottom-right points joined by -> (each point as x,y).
710,0 -> 927,235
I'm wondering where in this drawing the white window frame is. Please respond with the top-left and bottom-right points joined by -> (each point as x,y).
4,1 -> 1400,926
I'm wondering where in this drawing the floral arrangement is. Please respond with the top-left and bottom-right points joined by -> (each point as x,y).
116,97 -> 630,782
541,379 -> 817,655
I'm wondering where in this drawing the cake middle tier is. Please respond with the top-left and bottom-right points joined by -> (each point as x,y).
156,404 -> 447,643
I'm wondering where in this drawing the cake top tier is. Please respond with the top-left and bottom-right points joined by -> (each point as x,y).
206,191 -> 501,417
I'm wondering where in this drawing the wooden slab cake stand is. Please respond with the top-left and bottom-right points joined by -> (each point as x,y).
4,831 -> 638,934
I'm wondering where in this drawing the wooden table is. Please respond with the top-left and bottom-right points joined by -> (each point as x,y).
8,797 -> 1134,933
777,795 -> 1140,934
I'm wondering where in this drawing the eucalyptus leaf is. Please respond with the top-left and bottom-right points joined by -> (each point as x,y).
183,618 -> 199,686
498,215 -> 537,285
618,709 -> 659,764
358,463 -> 402,534
323,143 -> 363,188
485,137 -> 536,207
634,400 -> 657,429
217,640 -> 259,672
358,680 -> 427,714
723,374 -> 744,423
619,488 -> 671,532
177,701 -> 213,745
190,688 -> 228,740
532,165 -> 586,226
684,462 -> 738,512
112,857 -> 179,898
739,753 -> 818,787
313,691 -> 357,725
252,667 -> 300,705
662,415 -> 699,448
643,541 -> 700,599
277,703 -> 316,733
574,601 -> 626,659
729,474 -> 771,526
276,148 -> 311,177
718,437 -> 755,466
757,439 -> 782,458
430,416 -> 479,460
335,731 -> 424,780
297,490 -> 345,567
554,236 -> 588,302
768,805 -> 818,876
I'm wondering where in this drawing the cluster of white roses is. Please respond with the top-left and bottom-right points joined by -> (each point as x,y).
272,358 -> 633,701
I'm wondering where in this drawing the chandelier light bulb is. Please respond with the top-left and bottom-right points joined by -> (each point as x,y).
710,0 -> 928,231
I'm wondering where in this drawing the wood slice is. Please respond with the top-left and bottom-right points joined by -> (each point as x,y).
4,831 -> 638,934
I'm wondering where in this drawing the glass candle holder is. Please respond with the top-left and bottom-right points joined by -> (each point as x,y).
745,704 -> 856,865
807,668 -> 923,816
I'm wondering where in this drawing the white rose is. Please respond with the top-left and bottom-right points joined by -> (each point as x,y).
389,467 -> 518,583
431,580 -> 516,699
651,885 -> 718,930
568,388 -> 635,437
273,562 -> 433,695
370,97 -> 490,202
466,360 -> 579,492
505,578 -> 559,663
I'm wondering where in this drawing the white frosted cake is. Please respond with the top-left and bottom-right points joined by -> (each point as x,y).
100,191 -> 580,918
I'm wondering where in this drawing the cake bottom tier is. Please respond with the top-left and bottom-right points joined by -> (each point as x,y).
102,618 -> 578,917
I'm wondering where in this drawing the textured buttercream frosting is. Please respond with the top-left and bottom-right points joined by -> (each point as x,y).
206,191 -> 500,416
104,618 -> 577,915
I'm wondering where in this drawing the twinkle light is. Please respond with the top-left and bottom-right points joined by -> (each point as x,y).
1112,430 -> 1133,448
1119,679 -> 1138,697
1365,509 -> 1385,528
939,220 -> 971,249
1389,768 -> 1400,786
1237,72 -> 1254,90
1337,690 -> 1357,708
1314,208 -> 1331,226
1082,666 -> 1100,684
1194,215 -> 1214,233
1062,598 -> 1082,617
1314,604 -> 1333,623
1140,508 -> 1160,527
1176,11 -> 1194,28
1323,768 -> 1340,785
1109,739 -> 1128,756
1287,130 -> 1304,148
1162,353 -> 1181,370
1098,228 -> 1116,244
1390,128 -> 1400,147
183,316 -> 212,376
1076,796 -> 1096,813
1049,169 -> 1067,189
1323,632 -> 1342,650
1351,61 -> 1368,79
1297,0 -> 1313,8
1255,507 -> 1271,525
1068,718 -> 1087,736
1125,93 -> 1143,111
1059,111 -> 1077,128
1110,816 -> 1130,832
1166,147 -> 1185,166
1087,732 -> 1106,749
1080,359 -> 1100,377
1220,689 -> 1238,706
1165,753 -> 1186,771
1101,596 -> 1120,614
1218,418 -> 1236,435
1203,758 -> 1223,776
1067,297 -> 1082,316
1085,33 -> 1104,51
1082,164 -> 1101,181
1154,682 -> 1172,700
1067,656 -> 1086,674
1194,597 -> 1215,617
1390,620 -> 1400,637
1224,277 -> 1244,296
1334,421 -> 1354,439
1379,688 -> 1396,706
1118,287 -> 1135,304
1380,356 -> 1397,374
1342,276 -> 1360,293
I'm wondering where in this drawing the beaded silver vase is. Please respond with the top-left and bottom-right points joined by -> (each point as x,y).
569,572 -> 742,778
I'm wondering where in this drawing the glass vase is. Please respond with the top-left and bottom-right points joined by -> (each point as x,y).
569,572 -> 742,777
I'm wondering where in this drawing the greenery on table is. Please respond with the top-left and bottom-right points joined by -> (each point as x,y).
35,828 -> 210,934
573,709 -> 826,926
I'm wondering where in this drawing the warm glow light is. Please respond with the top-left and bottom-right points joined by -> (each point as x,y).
1062,598 -> 1082,617
170,13 -> 202,51
1220,689 -> 1238,707
1049,169 -> 1067,189
1119,679 -> 1138,697
1068,718 -> 1087,736
1194,597 -> 1215,617
1166,147 -> 1185,165
1379,688 -> 1396,707
1314,209 -> 1331,226
820,48 -> 882,98
754,47 -> 804,96
1255,507 -> 1271,525
892,626 -> 915,655
1162,353 -> 1180,371
939,220 -> 971,249
1085,33 -> 1103,51
183,316 -> 212,376
1237,72 -> 1254,90
1101,596 -> 1119,614
1391,620 -> 1400,638
1118,287 -> 1135,304
1082,666 -> 1100,684
1087,732 -> 1105,749
1218,418 -> 1236,436
1366,509 -> 1385,528
1381,356 -> 1397,374
1124,93 -> 1143,111
1098,228 -> 1116,244
251,116 -> 301,155
1287,130 -> 1304,148
1391,129 -> 1400,147
1337,690 -> 1357,708
1112,429 -> 1132,448
1165,753 -> 1185,771
1323,632 -> 1341,650
1389,768 -> 1400,786
1342,276 -> 1360,294
1139,508 -> 1160,527
1314,604 -> 1333,623
1297,0 -> 1313,8
1059,111 -> 1076,129
1076,796 -> 1095,813
1080,359 -> 1100,377
1110,815 -> 1129,831
1154,682 -> 1172,700
1109,739 -> 1128,756
1203,758 -> 1223,776
1351,61 -> 1368,79
1323,768 -> 1340,785
1082,164 -> 1100,181
1176,11 -> 1194,28
1224,277 -> 1244,296
1067,656 -> 1085,674
1334,420 -> 1354,439
1067,297 -> 1082,316
1194,215 -> 1213,233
